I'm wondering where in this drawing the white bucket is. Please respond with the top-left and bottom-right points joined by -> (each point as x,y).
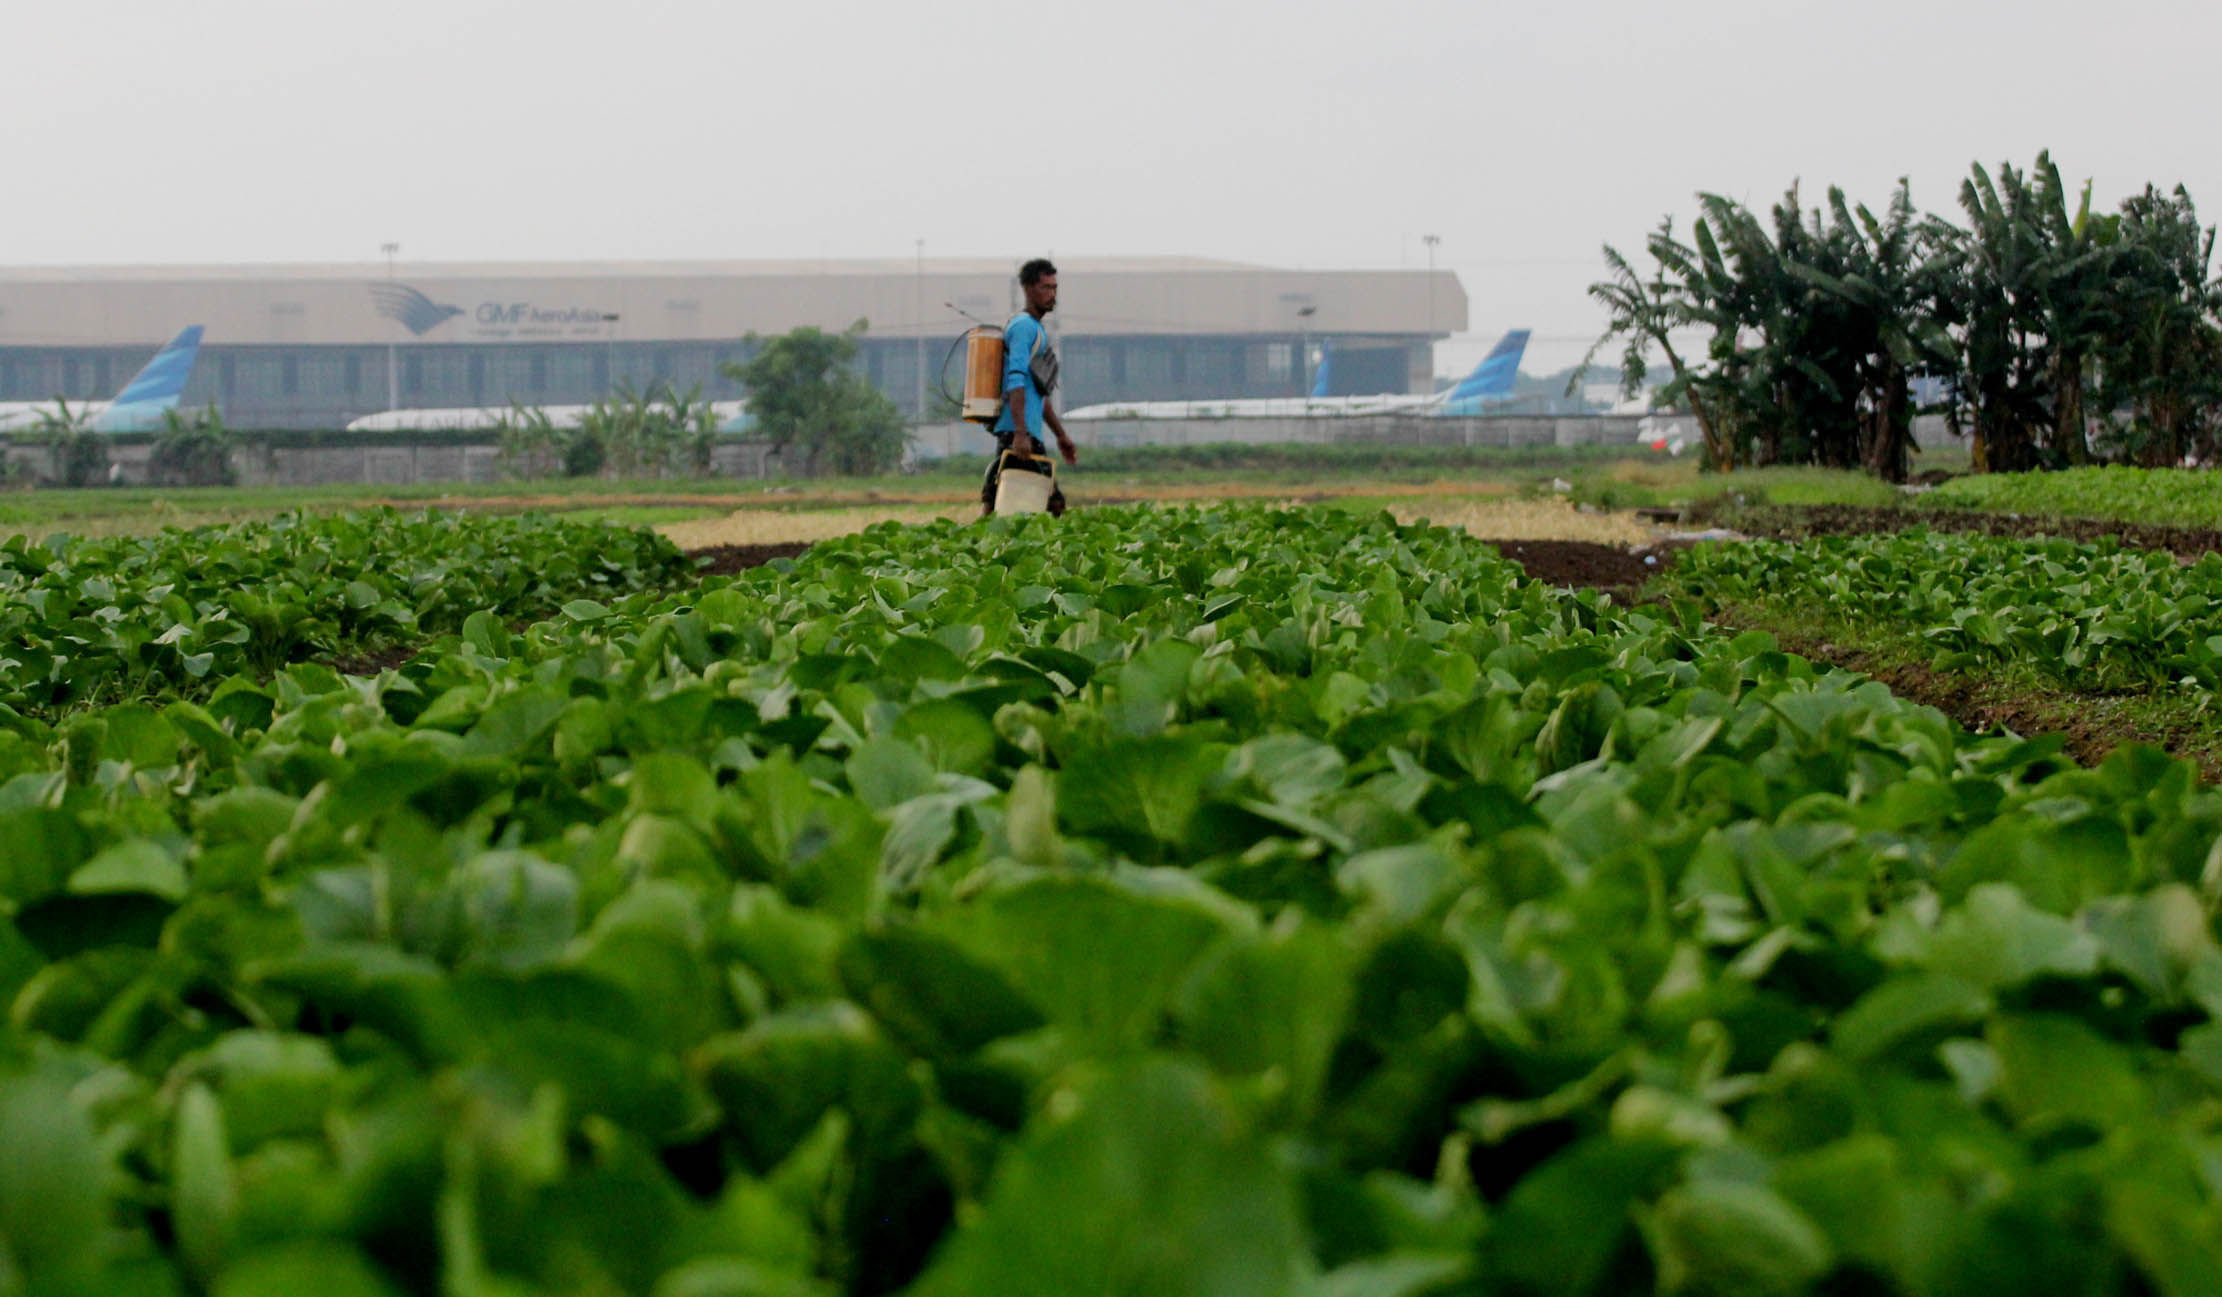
993,451 -> 1055,515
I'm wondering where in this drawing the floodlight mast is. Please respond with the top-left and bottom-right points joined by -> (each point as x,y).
381,242 -> 400,412
1421,233 -> 1442,388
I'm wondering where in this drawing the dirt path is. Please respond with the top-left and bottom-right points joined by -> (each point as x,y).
656,494 -> 1657,551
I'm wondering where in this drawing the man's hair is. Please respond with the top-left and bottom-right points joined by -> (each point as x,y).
1019,258 -> 1057,286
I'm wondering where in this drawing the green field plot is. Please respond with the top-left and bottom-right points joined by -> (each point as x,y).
4,505 -> 2222,1293
0,509 -> 689,713
1928,465 -> 2222,530
1668,529 -> 2222,693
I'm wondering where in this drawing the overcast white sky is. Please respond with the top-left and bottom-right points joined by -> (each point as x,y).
5,0 -> 2217,375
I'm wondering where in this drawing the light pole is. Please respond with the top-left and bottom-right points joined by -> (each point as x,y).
1296,303 -> 1317,398
914,238 -> 925,421
381,242 -> 400,411
1421,233 -> 1441,391
602,313 -> 621,393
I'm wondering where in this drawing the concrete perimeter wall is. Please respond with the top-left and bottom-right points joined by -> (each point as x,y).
2,414 -> 1962,487
912,413 -> 1710,460
0,439 -> 779,488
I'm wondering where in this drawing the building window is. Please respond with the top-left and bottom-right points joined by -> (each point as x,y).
1264,343 -> 1293,384
344,354 -> 362,394
281,356 -> 299,395
529,353 -> 548,391
468,354 -> 486,400
62,358 -> 79,396
405,355 -> 424,395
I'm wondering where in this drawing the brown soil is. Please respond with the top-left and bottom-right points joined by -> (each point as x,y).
689,541 -> 815,576
322,643 -> 420,676
1478,539 -> 1674,588
1701,502 -> 2222,561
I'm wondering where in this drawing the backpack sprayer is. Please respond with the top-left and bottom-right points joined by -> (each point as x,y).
939,303 -> 1058,515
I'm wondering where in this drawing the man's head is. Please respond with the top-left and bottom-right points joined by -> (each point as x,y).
1019,258 -> 1058,316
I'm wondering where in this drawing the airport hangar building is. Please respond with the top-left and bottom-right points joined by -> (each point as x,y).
0,258 -> 1467,430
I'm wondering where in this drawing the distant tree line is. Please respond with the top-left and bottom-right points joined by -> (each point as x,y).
494,322 -> 907,479
1583,151 -> 2222,479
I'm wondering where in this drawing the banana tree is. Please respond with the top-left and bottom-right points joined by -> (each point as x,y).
1577,221 -> 1733,470
2027,154 -> 2121,465
1783,183 -> 1959,482
31,399 -> 107,487
2099,184 -> 2222,464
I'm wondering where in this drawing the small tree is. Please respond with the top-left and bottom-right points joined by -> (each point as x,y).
148,404 -> 236,486
496,403 -> 564,479
31,400 -> 107,487
1576,221 -> 1733,472
720,321 -> 906,476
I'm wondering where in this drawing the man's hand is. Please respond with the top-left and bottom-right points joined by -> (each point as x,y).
1045,407 -> 1078,465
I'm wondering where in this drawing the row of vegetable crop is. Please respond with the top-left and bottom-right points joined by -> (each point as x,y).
5,505 -> 2222,1296
0,509 -> 692,714
1666,527 -> 2222,693
1927,465 -> 2222,530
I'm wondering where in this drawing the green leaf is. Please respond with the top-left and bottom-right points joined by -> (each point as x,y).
838,923 -> 1045,1058
459,685 -> 569,758
1058,733 -> 1226,855
844,736 -> 937,812
1831,972 -> 1990,1062
1337,844 -> 1464,925
888,697 -> 996,777
629,752 -> 719,821
1485,1135 -> 1680,1295
69,838 -> 188,902
1917,882 -> 2101,990
1171,920 -> 1356,1118
942,873 -> 1241,1051
0,1066 -> 109,1283
1645,1180 -> 1834,1296
1108,637 -> 1201,735
212,1239 -> 408,1297
700,1001 -> 922,1168
908,1058 -> 1311,1297
1986,1012 -> 2146,1130
173,1082 -> 237,1282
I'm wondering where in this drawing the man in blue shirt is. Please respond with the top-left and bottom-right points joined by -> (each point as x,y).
983,258 -> 1076,514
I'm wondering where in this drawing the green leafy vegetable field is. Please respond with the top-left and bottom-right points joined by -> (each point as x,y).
0,509 -> 691,714
4,505 -> 2221,1295
1667,529 -> 2222,693
1928,466 -> 2222,530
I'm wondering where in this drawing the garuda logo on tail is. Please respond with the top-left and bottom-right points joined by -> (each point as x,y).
369,283 -> 465,336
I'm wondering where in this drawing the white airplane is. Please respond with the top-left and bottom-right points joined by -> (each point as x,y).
0,326 -> 206,433
345,399 -> 753,434
1062,329 -> 1531,421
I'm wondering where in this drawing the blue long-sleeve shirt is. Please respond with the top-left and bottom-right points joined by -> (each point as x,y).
993,312 -> 1048,437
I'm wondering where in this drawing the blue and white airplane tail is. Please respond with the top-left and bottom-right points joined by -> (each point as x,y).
1437,329 -> 1529,414
90,326 -> 205,432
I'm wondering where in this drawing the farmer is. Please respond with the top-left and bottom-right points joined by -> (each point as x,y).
982,258 -> 1077,515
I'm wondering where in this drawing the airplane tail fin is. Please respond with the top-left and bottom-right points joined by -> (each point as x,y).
91,326 -> 205,432
1308,342 -> 1332,399
1441,329 -> 1529,407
